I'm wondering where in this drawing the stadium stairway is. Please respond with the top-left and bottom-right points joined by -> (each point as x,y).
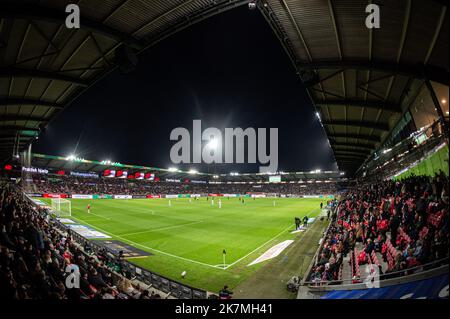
342,254 -> 353,283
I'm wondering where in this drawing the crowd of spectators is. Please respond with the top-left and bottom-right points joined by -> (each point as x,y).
21,174 -> 339,196
0,184 -> 161,299
309,172 -> 449,284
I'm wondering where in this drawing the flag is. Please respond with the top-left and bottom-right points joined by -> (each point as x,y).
223,249 -> 226,255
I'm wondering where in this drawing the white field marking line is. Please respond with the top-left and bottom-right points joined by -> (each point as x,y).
223,223 -> 294,270
223,207 -> 321,270
86,212 -> 111,220
119,220 -> 203,237
70,216 -> 223,270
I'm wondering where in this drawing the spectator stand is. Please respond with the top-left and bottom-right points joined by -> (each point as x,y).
23,193 -> 208,299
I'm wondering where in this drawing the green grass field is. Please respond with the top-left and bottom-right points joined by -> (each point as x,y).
40,197 -> 324,292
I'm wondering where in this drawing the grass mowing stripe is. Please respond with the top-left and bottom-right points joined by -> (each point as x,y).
85,212 -> 111,220
120,220 -> 203,237
70,215 -> 223,269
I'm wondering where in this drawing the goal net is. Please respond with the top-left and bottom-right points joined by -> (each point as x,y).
51,198 -> 71,217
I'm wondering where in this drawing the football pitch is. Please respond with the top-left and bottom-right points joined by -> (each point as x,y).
40,197 -> 324,292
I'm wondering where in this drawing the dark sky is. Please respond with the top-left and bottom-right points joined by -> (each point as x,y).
34,6 -> 336,174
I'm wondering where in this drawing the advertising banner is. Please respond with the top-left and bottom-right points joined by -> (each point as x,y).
222,194 -> 239,197
132,195 -> 147,199
103,169 -> 116,178
27,193 -> 43,197
251,194 -> 266,198
22,167 -> 48,174
71,194 -> 93,199
165,194 -> 178,198
134,172 -> 144,180
93,194 -> 113,199
116,170 -> 128,179
146,195 -> 161,198
43,193 -> 68,198
70,171 -> 98,178
113,195 -> 132,199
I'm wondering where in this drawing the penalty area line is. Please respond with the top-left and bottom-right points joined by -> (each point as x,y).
70,216 -> 223,270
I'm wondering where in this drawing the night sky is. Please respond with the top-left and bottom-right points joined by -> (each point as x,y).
34,6 -> 336,174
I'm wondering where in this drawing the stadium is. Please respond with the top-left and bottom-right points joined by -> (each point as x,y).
0,0 -> 448,305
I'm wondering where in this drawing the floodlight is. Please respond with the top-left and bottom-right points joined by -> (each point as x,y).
315,112 -> 321,120
66,154 -> 76,161
188,169 -> 198,174
207,138 -> 219,150
168,167 -> 178,172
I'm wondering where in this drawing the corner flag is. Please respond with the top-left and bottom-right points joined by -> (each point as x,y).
222,249 -> 226,268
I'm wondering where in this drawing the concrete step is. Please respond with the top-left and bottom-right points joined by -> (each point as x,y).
341,255 -> 352,282
376,251 -> 388,273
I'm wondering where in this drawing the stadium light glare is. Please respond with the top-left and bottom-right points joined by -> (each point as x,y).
213,175 -> 219,179
188,169 -> 198,174
315,112 -> 321,121
66,154 -> 76,161
168,167 -> 178,172
207,138 -> 219,150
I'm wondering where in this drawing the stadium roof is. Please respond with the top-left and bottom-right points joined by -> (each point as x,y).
1,0 -> 448,175
0,0 -> 249,161
259,0 -> 448,173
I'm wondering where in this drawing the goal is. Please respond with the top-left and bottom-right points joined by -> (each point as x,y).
51,198 -> 72,217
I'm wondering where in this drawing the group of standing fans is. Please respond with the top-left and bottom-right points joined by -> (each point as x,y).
309,173 -> 449,284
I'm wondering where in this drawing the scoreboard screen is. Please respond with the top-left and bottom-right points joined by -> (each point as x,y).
269,175 -> 281,183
